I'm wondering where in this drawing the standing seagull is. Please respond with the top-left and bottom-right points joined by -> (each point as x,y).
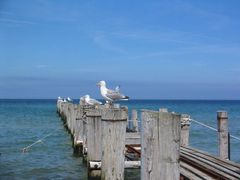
67,97 -> 72,102
57,97 -> 63,102
79,96 -> 86,105
96,80 -> 129,103
84,94 -> 102,106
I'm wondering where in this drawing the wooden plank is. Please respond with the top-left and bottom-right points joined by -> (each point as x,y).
181,147 -> 240,171
181,148 -> 238,176
126,145 -> 141,158
181,148 -> 240,178
180,151 -> 240,179
180,161 -> 211,180
88,161 -> 141,170
125,132 -> 140,145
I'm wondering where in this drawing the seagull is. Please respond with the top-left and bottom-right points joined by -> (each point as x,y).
96,80 -> 129,103
67,97 -> 72,102
84,94 -> 102,106
57,97 -> 63,103
79,96 -> 86,105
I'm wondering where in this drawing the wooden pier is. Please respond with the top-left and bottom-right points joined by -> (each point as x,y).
57,101 -> 240,180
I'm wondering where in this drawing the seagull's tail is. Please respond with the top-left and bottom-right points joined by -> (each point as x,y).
122,96 -> 129,100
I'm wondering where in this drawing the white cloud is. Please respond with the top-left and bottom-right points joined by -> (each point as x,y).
0,18 -> 37,25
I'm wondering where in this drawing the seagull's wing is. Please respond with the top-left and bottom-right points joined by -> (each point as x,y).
106,89 -> 125,100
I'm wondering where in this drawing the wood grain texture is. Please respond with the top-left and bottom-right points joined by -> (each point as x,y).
217,111 -> 229,160
131,109 -> 138,132
141,110 -> 181,180
101,107 -> 128,180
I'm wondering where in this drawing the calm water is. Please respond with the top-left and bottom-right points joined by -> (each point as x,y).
1,99 -> 240,179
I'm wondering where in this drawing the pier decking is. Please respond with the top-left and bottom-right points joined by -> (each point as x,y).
57,101 -> 240,180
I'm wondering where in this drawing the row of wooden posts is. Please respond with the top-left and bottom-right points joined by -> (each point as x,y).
57,101 -> 230,179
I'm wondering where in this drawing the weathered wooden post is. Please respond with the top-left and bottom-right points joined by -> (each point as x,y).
57,100 -> 61,114
57,101 -> 61,115
64,103 -> 69,123
69,103 -> 74,134
86,107 -> 102,178
74,105 -> 84,154
82,106 -> 88,158
60,102 -> 66,121
70,104 -> 75,134
101,106 -> 128,180
217,111 -> 229,160
66,103 -> 71,132
141,109 -> 181,180
68,103 -> 74,134
159,108 -> 168,112
132,109 -> 138,132
61,102 -> 64,118
72,104 -> 78,136
181,114 -> 191,147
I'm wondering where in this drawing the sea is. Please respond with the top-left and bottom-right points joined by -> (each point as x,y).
0,99 -> 240,179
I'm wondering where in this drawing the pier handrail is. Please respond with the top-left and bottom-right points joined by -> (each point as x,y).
190,118 -> 240,142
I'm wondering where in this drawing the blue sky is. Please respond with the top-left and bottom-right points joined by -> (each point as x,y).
0,0 -> 240,99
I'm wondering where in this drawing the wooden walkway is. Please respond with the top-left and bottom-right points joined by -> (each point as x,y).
180,147 -> 240,180
57,101 -> 240,180
123,137 -> 240,179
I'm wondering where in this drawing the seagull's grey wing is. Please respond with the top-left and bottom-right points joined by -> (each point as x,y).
106,89 -> 124,100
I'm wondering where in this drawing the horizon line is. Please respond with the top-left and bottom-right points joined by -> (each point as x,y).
0,98 -> 240,101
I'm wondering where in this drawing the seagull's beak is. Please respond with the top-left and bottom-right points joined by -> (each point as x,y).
96,82 -> 100,86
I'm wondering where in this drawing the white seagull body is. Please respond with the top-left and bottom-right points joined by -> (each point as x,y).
84,95 -> 102,106
79,96 -> 85,105
57,97 -> 63,102
96,80 -> 129,103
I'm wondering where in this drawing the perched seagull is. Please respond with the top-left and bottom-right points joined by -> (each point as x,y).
84,94 -> 102,106
79,96 -> 86,105
96,80 -> 129,103
67,97 -> 72,102
57,97 -> 63,102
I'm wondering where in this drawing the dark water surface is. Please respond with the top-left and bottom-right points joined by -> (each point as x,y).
1,99 -> 240,179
